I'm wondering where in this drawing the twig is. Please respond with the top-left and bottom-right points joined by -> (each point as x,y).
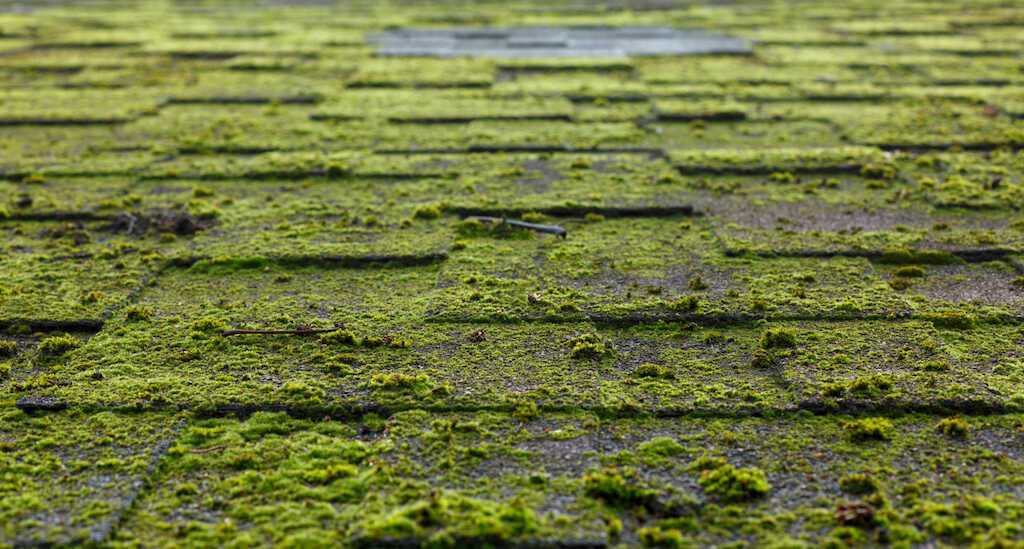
468,216 -> 568,238
221,326 -> 342,337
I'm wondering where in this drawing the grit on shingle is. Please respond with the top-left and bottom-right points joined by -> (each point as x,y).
1,1 -> 1024,547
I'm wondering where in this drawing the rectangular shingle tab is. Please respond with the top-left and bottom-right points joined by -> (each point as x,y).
370,26 -> 752,57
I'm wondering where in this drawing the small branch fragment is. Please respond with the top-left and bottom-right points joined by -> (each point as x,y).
467,216 -> 568,238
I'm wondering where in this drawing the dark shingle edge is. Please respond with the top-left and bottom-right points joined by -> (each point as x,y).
169,251 -> 449,270
14,397 -> 1020,421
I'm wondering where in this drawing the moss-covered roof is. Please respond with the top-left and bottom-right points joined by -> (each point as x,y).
2,0 -> 1024,547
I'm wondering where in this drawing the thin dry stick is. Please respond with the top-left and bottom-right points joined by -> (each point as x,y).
468,216 -> 568,238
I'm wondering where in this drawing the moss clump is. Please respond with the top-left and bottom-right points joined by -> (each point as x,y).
917,359 -> 948,372
582,466 -> 659,509
0,340 -> 17,358
922,311 -> 976,330
512,400 -> 539,421
687,276 -> 708,291
637,437 -> 685,459
124,305 -> 154,322
759,327 -> 797,349
667,296 -> 700,312
368,372 -> 432,391
861,162 -> 896,180
697,463 -> 770,503
936,417 -> 970,439
413,203 -> 445,220
839,473 -> 880,495
634,363 -> 674,379
279,381 -> 326,402
844,418 -> 894,442
192,185 -> 214,198
568,333 -> 610,359
894,266 -> 926,278
38,335 -> 79,356
750,348 -> 776,369
847,375 -> 894,397
189,317 -> 228,335
358,492 -> 538,546
877,249 -> 960,265
688,455 -> 727,473
81,291 -> 103,304
889,277 -> 914,291
638,526 -> 688,548
319,329 -> 359,346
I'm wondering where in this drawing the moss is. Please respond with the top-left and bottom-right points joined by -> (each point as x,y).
512,400 -> 539,421
38,334 -> 79,356
605,515 -> 622,538
639,526 -> 689,548
839,473 -> 880,495
123,305 -> 154,322
936,417 -> 970,439
81,290 -> 103,304
918,360 -> 949,372
890,278 -> 911,292
637,436 -> 685,459
0,340 -> 17,358
876,249 -> 960,266
319,329 -> 359,346
413,203 -> 445,220
189,317 -> 228,334
687,276 -> 708,291
861,162 -> 897,180
635,363 -> 674,379
847,375 -> 894,397
922,311 -> 976,330
844,418 -> 894,442
192,185 -> 214,198
368,372 -> 432,392
189,256 -> 271,274
357,491 -> 539,546
697,463 -> 770,503
279,381 -> 326,402
567,333 -> 610,359
760,327 -> 797,349
520,212 -> 549,223
750,348 -> 776,369
582,466 -> 659,509
667,296 -> 700,312
894,266 -> 926,278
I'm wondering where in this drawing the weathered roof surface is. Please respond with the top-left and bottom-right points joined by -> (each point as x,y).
2,0 -> 1024,547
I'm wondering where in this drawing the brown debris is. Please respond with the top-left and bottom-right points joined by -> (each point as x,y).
835,501 -> 876,527
104,209 -> 216,237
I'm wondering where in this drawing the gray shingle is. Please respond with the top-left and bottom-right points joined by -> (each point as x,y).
369,26 -> 752,57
